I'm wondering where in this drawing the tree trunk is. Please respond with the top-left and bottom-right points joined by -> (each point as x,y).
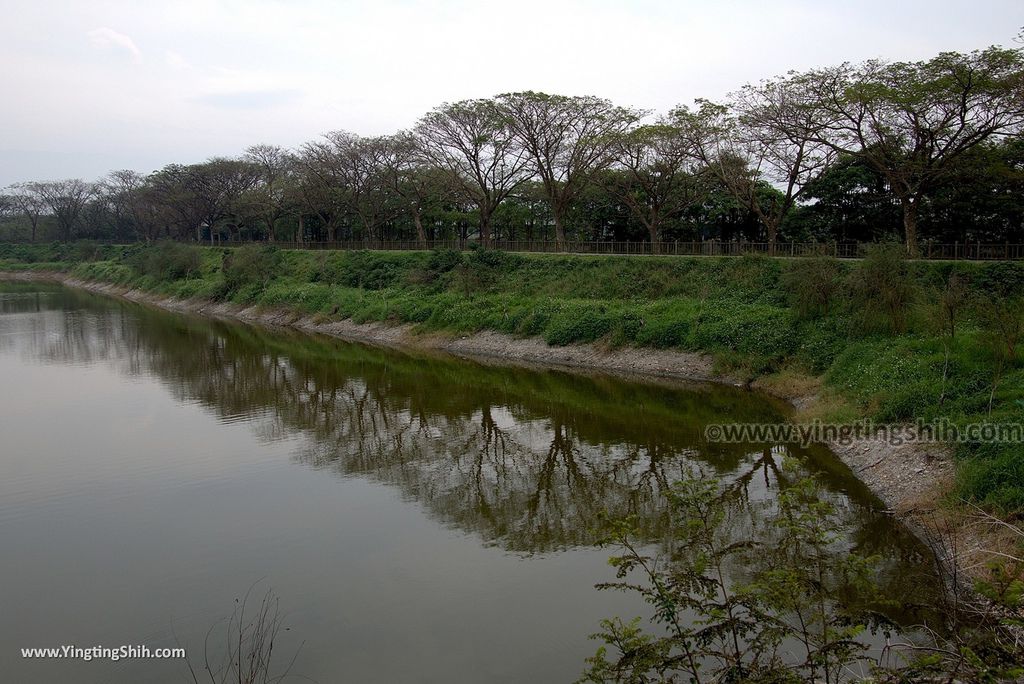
297,214 -> 304,245
553,209 -> 566,249
479,211 -> 492,247
647,221 -> 661,255
414,212 -> 427,248
901,197 -> 920,256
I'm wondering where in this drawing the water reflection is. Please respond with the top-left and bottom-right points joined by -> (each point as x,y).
0,284 -> 944,626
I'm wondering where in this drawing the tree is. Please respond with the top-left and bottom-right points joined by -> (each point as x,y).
923,138 -> 1024,242
805,46 -> 1024,253
389,132 -> 452,247
104,170 -> 163,241
414,98 -> 533,245
194,158 -> 261,242
497,91 -> 641,247
730,74 -> 838,244
243,144 -> 299,242
299,132 -> 401,242
36,179 -> 95,242
146,160 -> 259,243
147,164 -> 209,240
785,154 -> 899,242
605,121 -> 708,251
673,76 -> 835,251
7,182 -> 47,242
0,193 -> 14,218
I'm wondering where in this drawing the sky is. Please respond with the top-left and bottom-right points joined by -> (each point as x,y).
0,0 -> 1020,187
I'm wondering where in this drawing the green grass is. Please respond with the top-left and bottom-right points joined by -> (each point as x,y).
5,241 -> 1024,513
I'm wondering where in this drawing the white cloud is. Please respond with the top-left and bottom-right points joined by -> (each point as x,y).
0,0 -> 1019,187
87,27 -> 142,63
163,50 -> 189,70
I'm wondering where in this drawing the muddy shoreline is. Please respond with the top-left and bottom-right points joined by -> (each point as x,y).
0,270 -> 974,589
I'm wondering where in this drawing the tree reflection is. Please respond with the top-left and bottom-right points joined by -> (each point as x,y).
0,284 -> 945,625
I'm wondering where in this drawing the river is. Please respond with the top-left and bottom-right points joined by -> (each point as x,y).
0,283 -> 943,683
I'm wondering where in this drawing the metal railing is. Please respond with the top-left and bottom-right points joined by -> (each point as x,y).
241,239 -> 1024,260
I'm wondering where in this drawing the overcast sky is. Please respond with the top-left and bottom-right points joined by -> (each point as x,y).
0,0 -> 1020,187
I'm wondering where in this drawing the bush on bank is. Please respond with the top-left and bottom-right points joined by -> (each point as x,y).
4,241 -> 1024,511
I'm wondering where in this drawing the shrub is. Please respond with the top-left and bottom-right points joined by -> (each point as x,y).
781,257 -> 843,319
221,244 -> 282,295
126,241 -> 201,281
544,303 -> 615,345
690,302 -> 798,358
427,248 -> 463,275
319,250 -> 412,290
465,244 -> 521,270
974,261 -> 1024,298
69,240 -> 105,263
847,243 -> 916,334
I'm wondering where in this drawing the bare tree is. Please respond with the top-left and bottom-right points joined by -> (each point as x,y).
497,91 -> 641,247
414,98 -> 532,245
804,46 -> 1024,253
184,585 -> 303,684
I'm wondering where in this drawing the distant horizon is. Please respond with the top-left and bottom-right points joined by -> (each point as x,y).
1,0 -> 1021,187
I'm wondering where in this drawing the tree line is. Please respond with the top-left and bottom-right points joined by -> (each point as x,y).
2,42 -> 1023,254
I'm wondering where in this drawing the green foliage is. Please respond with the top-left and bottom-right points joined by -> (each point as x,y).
125,241 -> 202,281
426,248 -> 464,277
316,250 -> 425,290
221,244 -> 282,296
8,242 -> 1024,512
973,261 -> 1024,298
847,243 -> 916,334
582,469 -> 884,684
68,240 -> 105,263
781,257 -> 843,319
957,444 -> 1024,512
544,303 -> 615,345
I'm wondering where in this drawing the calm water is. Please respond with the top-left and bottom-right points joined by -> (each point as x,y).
0,284 -> 942,683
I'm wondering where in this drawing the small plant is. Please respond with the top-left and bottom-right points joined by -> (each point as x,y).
426,248 -> 463,276
183,585 -> 303,684
221,244 -> 282,295
126,241 -> 201,281
69,239 -> 105,263
931,273 -> 971,405
979,294 -> 1024,414
847,243 -> 916,334
582,468 -> 884,684
781,256 -> 843,319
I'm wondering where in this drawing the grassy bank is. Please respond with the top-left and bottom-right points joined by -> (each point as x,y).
4,240 -> 1024,514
